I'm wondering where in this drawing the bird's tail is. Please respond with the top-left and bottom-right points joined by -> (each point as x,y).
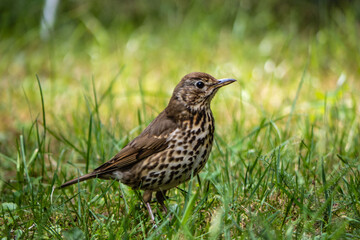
59,172 -> 98,188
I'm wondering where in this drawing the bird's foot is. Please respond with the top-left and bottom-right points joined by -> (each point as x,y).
145,202 -> 158,228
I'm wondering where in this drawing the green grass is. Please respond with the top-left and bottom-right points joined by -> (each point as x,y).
1,1 -> 360,239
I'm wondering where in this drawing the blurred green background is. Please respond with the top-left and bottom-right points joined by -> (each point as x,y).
1,1 -> 358,150
1,0 -> 359,141
1,0 -> 359,238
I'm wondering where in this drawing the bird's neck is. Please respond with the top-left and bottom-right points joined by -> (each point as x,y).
165,101 -> 213,131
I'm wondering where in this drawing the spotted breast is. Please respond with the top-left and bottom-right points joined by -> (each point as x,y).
114,108 -> 214,191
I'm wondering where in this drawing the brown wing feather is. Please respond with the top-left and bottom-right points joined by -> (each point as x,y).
93,135 -> 168,172
60,105 -> 184,188
93,110 -> 177,173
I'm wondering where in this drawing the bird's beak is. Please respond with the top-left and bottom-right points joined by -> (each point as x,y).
215,78 -> 237,88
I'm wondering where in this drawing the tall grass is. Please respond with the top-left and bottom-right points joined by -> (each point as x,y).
1,1 -> 359,239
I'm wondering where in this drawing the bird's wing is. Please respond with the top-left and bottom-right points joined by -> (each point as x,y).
94,134 -> 168,172
60,132 -> 171,188
94,111 -> 177,173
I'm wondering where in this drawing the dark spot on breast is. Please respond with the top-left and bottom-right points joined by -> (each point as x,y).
201,149 -> 208,158
151,179 -> 157,185
159,164 -> 169,170
147,162 -> 159,170
186,131 -> 192,138
194,138 -> 205,151
189,115 -> 194,128
201,118 -> 206,131
195,150 -> 200,155
182,150 -> 188,154
196,128 -> 201,134
178,141 -> 183,146
189,151 -> 194,156
165,178 -> 172,185
170,164 -> 182,170
169,170 -> 180,180
195,111 -> 204,125
176,150 -> 182,155
175,157 -> 183,162
209,124 -> 214,133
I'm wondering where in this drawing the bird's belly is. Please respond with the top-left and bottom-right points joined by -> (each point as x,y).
137,125 -> 214,191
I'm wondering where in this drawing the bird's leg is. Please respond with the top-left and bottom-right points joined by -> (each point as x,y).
155,190 -> 168,213
143,190 -> 157,227
156,190 -> 173,221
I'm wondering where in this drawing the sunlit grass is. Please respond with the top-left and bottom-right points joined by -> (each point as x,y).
1,1 -> 359,239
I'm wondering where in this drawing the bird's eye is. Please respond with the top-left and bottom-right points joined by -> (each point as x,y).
195,81 -> 205,89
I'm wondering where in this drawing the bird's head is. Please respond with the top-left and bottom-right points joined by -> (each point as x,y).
170,72 -> 236,112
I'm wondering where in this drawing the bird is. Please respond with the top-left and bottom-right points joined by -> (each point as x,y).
60,72 -> 236,223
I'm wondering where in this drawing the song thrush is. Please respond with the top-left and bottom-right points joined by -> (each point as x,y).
60,72 -> 236,223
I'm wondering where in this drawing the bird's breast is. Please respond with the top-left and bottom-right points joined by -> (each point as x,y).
117,110 -> 215,191
133,110 -> 215,191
